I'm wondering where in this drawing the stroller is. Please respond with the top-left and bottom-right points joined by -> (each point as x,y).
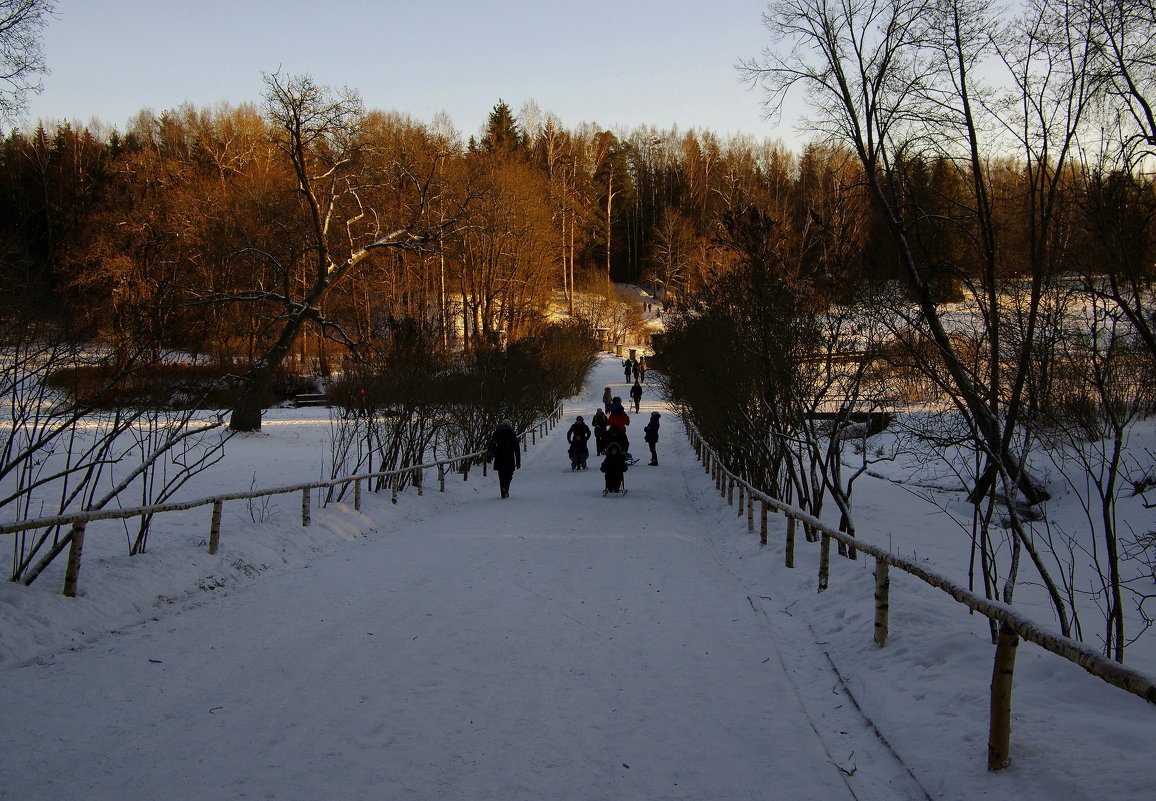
568,441 -> 589,470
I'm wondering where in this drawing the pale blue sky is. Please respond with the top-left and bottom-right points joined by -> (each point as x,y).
21,0 -> 794,142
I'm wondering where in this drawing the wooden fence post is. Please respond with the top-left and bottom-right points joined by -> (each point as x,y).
354,479 -> 361,511
209,501 -> 223,555
874,559 -> 889,646
818,532 -> 831,592
727,477 -> 734,506
737,483 -> 744,516
301,488 -> 311,526
747,493 -> 754,533
785,516 -> 795,568
415,467 -> 424,496
988,623 -> 1020,771
760,500 -> 768,546
62,521 -> 87,598
438,465 -> 446,493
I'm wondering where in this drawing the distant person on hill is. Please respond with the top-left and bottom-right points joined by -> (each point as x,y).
639,356 -> 648,382
629,381 -> 643,413
644,412 -> 661,466
632,360 -> 640,382
623,359 -> 634,382
486,419 -> 521,499
602,386 -> 614,413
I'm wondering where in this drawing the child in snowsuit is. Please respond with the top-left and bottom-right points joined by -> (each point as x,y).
601,441 -> 628,493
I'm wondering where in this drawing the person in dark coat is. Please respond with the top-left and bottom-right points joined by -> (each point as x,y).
606,402 -> 631,453
629,381 -> 643,413
643,412 -> 661,465
591,408 -> 609,455
623,359 -> 634,382
486,419 -> 521,498
600,441 -> 628,493
602,386 -> 613,413
566,415 -> 592,469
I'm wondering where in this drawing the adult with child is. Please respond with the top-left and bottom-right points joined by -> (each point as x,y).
606,398 -> 631,454
486,419 -> 521,499
629,381 -> 643,413
566,415 -> 592,469
643,412 -> 661,466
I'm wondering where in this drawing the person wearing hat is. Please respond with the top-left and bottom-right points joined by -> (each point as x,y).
602,386 -> 613,413
486,419 -> 521,498
643,412 -> 661,466
566,414 -> 592,469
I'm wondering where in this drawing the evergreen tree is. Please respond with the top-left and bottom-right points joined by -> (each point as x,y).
481,99 -> 526,157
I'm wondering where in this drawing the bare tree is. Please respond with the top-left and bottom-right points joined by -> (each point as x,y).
227,72 -> 458,431
0,0 -> 53,123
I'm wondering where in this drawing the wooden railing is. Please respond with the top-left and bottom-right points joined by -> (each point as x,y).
0,406 -> 562,600
685,424 -> 1156,771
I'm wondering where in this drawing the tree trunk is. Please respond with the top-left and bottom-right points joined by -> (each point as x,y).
988,622 -> 1019,771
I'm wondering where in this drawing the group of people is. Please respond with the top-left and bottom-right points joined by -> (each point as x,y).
623,356 -> 647,384
486,389 -> 662,498
569,390 -> 661,495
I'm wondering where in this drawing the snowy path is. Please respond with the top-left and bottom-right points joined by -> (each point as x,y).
0,358 -> 928,801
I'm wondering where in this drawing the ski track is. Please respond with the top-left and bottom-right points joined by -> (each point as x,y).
0,358 -> 928,801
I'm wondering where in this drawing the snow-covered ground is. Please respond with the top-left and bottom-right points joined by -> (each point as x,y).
1,355 -> 1153,800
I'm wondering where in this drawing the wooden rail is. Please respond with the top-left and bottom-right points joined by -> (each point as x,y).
1,406 -> 562,599
685,425 -> 1156,771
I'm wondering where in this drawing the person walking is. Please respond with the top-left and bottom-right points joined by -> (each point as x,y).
602,386 -> 614,413
623,359 -> 634,382
639,356 -> 648,383
629,381 -> 643,413
591,408 -> 609,456
643,412 -> 661,466
486,419 -> 521,499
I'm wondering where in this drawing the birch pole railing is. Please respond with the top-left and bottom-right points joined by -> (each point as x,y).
1,405 -> 563,600
685,424 -> 1156,771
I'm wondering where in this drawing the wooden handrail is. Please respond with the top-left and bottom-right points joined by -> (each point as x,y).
684,423 -> 1156,771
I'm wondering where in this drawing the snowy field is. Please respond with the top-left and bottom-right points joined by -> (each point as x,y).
1,355 -> 1154,800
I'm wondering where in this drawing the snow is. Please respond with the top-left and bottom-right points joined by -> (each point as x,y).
1,355 -> 1154,800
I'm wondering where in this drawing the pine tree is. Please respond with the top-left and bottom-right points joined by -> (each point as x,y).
481,100 -> 527,158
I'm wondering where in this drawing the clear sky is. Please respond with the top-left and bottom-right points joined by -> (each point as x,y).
20,0 -> 794,143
